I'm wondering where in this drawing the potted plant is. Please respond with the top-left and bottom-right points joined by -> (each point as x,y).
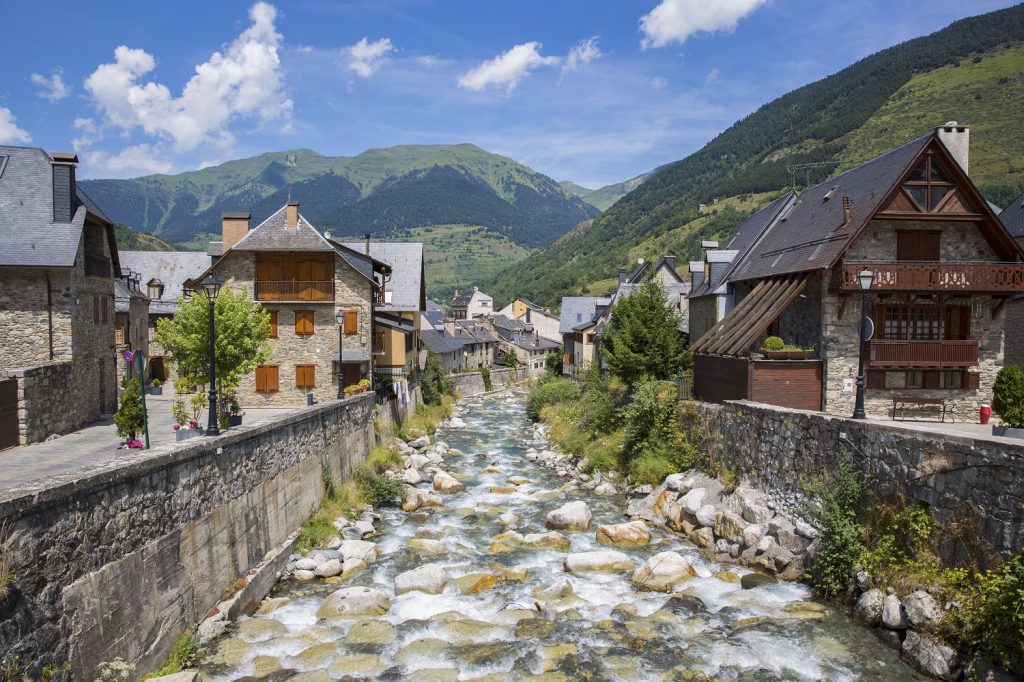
227,401 -> 244,427
148,378 -> 163,395
760,335 -> 815,360
358,378 -> 372,393
992,364 -> 1024,438
344,384 -> 360,398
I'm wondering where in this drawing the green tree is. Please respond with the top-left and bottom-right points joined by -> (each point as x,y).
544,350 -> 563,376
501,348 -> 519,368
155,287 -> 271,412
601,280 -> 691,388
420,350 -> 452,406
993,364 -> 1024,427
114,378 -> 144,441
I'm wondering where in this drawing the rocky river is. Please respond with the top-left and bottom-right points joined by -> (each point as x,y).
196,389 -> 925,681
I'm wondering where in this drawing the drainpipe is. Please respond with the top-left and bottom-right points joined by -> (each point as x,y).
365,232 -> 375,387
45,272 -> 54,360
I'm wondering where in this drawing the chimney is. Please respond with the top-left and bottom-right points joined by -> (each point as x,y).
665,256 -> 676,272
618,269 -> 627,284
50,152 -> 78,223
689,261 -> 705,289
936,121 -> 969,175
221,212 -> 250,251
285,201 -> 299,229
842,196 -> 851,224
701,240 -> 719,250
364,232 -> 371,256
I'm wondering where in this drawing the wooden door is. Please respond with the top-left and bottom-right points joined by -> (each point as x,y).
0,378 -> 17,449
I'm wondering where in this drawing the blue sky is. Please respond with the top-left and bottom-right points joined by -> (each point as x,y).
0,0 -> 1014,187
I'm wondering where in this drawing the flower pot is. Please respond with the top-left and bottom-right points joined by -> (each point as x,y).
980,405 -> 991,425
762,350 -> 814,360
227,415 -> 243,427
175,429 -> 200,442
148,386 -> 164,395
992,425 -> 1024,439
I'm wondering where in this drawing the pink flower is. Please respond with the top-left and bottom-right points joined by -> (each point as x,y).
173,423 -> 181,430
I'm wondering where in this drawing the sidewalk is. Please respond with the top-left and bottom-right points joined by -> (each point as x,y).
864,414 -> 1020,444
0,394 -> 296,492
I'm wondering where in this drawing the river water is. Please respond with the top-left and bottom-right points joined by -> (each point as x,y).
198,390 -> 924,681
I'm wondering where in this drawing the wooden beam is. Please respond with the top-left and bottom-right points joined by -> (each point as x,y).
837,294 -> 850,321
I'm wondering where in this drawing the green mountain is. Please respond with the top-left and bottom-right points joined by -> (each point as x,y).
488,5 -> 1024,309
80,144 -> 599,248
113,223 -> 180,252
559,169 -> 660,212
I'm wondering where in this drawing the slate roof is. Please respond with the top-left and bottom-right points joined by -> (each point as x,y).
1001,192 -> 1024,239
454,319 -> 497,344
503,330 -> 560,352
420,328 -> 464,354
425,298 -> 445,312
120,251 -> 211,315
492,314 -> 525,332
232,205 -> 334,252
422,310 -> 445,330
451,291 -> 474,307
559,296 -> 612,334
0,145 -> 113,268
342,242 -> 424,313
114,278 -> 148,313
726,192 -> 796,255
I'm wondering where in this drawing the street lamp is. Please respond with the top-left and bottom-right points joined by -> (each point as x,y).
853,268 -> 874,420
197,274 -> 222,435
337,310 -> 345,399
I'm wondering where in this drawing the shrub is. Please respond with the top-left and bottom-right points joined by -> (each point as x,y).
544,351 -> 563,376
526,378 -> 578,421
806,454 -> 864,599
761,336 -> 785,351
620,380 -> 680,466
993,364 -> 1024,427
859,495 -> 941,588
421,350 -> 453,406
365,444 -> 403,474
142,633 -> 197,679
480,367 -> 493,392
354,466 -> 404,507
114,378 -> 144,441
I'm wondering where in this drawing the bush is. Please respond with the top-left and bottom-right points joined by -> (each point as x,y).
761,336 -> 785,351
545,351 -> 563,376
526,378 -> 578,421
480,367 -> 493,392
620,380 -> 679,466
993,364 -> 1024,427
421,350 -> 453,406
365,444 -> 403,474
142,633 -> 197,679
114,379 -> 144,441
354,466 -> 404,507
806,455 -> 864,598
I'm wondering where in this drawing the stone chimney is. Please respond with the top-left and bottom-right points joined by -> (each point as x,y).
618,269 -> 627,284
221,212 -> 250,251
664,255 -> 676,272
936,121 -> 969,175
50,152 -> 78,223
285,201 -> 299,229
689,261 -> 705,289
364,232 -> 371,255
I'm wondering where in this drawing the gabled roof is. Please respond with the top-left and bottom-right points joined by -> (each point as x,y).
422,310 -> 445,330
328,240 -> 392,284
652,256 -> 683,283
559,296 -> 612,334
626,260 -> 650,283
120,251 -> 211,315
342,242 -> 424,312
518,297 -> 546,311
1002,192 -> 1024,239
114,278 -> 149,312
492,314 -> 525,332
454,319 -> 497,343
504,330 -> 560,352
452,291 -> 474,306
231,204 -> 334,252
726,192 -> 796,255
421,328 -> 464,354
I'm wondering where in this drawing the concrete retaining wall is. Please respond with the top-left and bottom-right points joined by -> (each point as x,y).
688,400 -> 1023,560
450,367 -> 522,396
0,394 -> 376,679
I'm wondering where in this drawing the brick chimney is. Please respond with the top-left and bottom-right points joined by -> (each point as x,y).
221,212 -> 250,251
285,201 -> 299,229
936,121 -> 969,175
50,152 -> 78,223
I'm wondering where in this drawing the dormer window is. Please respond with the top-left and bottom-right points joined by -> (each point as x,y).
903,154 -> 954,212
147,278 -> 165,300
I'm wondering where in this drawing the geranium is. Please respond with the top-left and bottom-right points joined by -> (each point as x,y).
121,439 -> 145,449
173,423 -> 181,431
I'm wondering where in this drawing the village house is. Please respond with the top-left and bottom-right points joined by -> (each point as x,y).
419,309 -> 464,374
451,286 -> 493,319
0,147 -> 119,447
496,298 -> 561,342
488,314 -> 559,376
650,256 -> 692,331
113,272 -> 149,382
689,123 -> 1024,421
559,296 -> 612,376
445,318 -> 497,370
189,203 -> 391,406
999,191 -> 1024,369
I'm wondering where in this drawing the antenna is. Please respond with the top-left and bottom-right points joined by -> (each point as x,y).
786,160 -> 840,192
285,153 -> 298,201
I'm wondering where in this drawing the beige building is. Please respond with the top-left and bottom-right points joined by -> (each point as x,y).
0,147 -> 119,447
452,287 -> 493,319
497,298 -> 561,342
559,296 -> 611,376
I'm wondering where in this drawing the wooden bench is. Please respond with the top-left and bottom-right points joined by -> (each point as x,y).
891,395 -> 953,423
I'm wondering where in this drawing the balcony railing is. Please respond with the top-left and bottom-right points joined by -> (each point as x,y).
867,340 -> 979,368
840,261 -> 1024,292
255,280 -> 334,301
84,252 -> 111,278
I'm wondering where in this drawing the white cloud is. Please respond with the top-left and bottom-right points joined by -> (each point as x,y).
84,144 -> 173,176
705,68 -> 721,84
458,42 -> 560,93
640,0 -> 768,48
0,107 -> 32,144
345,37 -> 394,77
563,37 -> 603,73
30,69 -> 71,102
83,1 -> 292,156
651,76 -> 669,89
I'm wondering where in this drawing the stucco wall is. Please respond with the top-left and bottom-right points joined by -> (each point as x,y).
0,394 -> 376,679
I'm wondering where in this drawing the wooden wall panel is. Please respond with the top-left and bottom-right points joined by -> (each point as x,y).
750,361 -> 823,411
694,355 -> 750,403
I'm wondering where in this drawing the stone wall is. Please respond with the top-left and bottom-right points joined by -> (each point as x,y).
449,367 -> 522,396
1005,298 -> 1024,370
0,361 -> 85,445
688,295 -> 718,342
373,386 -> 422,438
0,393 -> 376,679
686,400 -> 1023,560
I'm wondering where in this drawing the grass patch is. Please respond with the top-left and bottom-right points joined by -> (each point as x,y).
296,466 -> 366,553
365,444 -> 403,474
397,395 -> 455,440
0,521 -> 14,603
142,633 -> 197,679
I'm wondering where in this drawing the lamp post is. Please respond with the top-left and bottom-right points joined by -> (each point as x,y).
337,310 -> 345,399
853,268 -> 874,420
197,274 -> 222,435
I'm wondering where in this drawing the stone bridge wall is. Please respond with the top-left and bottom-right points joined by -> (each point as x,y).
0,393 -> 376,680
687,400 -> 1023,561
1,361 -> 83,445
449,367 -> 522,396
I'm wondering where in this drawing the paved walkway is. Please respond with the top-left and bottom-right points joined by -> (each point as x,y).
864,414 -> 1021,445
0,394 -> 296,492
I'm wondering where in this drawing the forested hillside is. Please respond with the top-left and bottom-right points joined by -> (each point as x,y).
487,4 -> 1024,308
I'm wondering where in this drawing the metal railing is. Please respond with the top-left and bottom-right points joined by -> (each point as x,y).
867,339 -> 979,368
841,261 -> 1024,293
254,280 -> 334,301
85,252 -> 111,278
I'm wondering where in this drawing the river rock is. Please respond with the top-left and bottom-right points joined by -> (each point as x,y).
742,523 -> 765,549
236,617 -> 287,640
596,520 -> 651,546
794,519 -> 820,539
402,468 -> 424,485
508,476 -> 530,486
314,559 -> 343,578
340,540 -> 379,564
736,486 -> 773,525
535,578 -> 574,600
317,587 -> 391,618
407,454 -> 431,470
663,594 -> 707,615
902,590 -> 941,629
631,551 -> 697,592
515,618 -> 556,639
330,654 -> 387,678
537,643 -> 578,672
293,569 -> 316,581
295,557 -> 317,571
355,520 -> 376,537
341,558 -> 367,579
346,619 -> 397,645
855,588 -> 885,625
695,504 -> 718,528
594,481 -> 619,495
396,563 -> 448,595
714,510 -> 747,544
395,637 -> 452,667
882,593 -> 908,630
680,488 -> 706,515
481,465 -> 502,474
545,500 -> 592,531
403,486 -> 444,512
498,513 -> 519,528
522,531 -> 572,551
433,471 -> 465,492
903,631 -> 961,680
452,573 -> 499,595
690,527 -> 714,549
408,538 -> 446,553
625,484 -> 677,524
564,550 -> 635,573
446,416 -> 467,428
408,435 -> 430,449
740,573 -> 777,589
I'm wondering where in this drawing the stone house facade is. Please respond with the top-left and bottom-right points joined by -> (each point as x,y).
496,299 -> 562,342
114,275 -> 150,382
0,147 -> 119,446
998,191 -> 1024,369
691,125 -> 1024,421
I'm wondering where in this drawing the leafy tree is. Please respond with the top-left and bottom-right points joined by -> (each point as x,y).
114,378 -> 144,441
501,349 -> 519,368
420,350 -> 452,406
544,351 -> 563,376
601,280 -> 691,388
155,287 -> 271,413
993,364 -> 1024,427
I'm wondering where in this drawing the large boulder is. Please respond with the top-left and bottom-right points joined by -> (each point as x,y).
402,486 -> 443,512
313,559 -> 343,578
902,590 -> 942,629
695,504 -> 718,528
902,631 -> 961,680
433,471 -> 465,493
402,468 -> 423,485
340,540 -> 379,564
736,486 -> 773,525
317,587 -> 391,618
521,531 -> 572,551
882,593 -> 908,630
408,435 -> 430,449
535,578 -> 574,600
854,588 -> 885,626
626,483 -> 677,525
564,550 -> 635,573
545,500 -> 592,531
596,520 -> 650,547
395,563 -> 448,595
680,488 -> 706,515
631,551 -> 697,592
714,510 -> 747,544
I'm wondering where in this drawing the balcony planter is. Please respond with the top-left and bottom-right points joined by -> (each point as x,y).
763,350 -> 814,360
992,425 -> 1024,439
147,385 -> 163,396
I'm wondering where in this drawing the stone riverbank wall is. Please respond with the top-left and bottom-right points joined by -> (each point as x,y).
449,367 -> 522,396
0,394 -> 377,680
688,400 -> 1023,561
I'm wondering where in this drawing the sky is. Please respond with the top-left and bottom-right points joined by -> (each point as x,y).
0,0 -> 1016,187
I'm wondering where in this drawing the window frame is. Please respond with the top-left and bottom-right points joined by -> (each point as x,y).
295,364 -> 316,389
295,310 -> 315,336
255,364 -> 280,393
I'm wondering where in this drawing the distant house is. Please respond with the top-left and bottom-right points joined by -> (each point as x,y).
689,123 -> 1024,420
451,286 -> 493,319
446,318 -> 497,370
559,296 -> 612,375
496,298 -> 561,342
651,256 -> 692,331
113,274 -> 149,382
999,191 -> 1024,369
0,147 -> 119,446
489,315 -> 559,376
419,329 -> 464,374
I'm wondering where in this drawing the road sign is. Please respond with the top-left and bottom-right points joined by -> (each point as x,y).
122,350 -> 134,362
861,317 -> 875,341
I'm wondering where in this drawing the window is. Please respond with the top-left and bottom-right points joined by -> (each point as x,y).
343,310 -> 358,335
876,304 -> 969,341
295,311 -> 315,335
269,311 -> 278,338
871,369 -> 975,391
896,231 -> 940,261
405,331 -> 414,353
0,155 -> 8,178
373,329 -> 386,355
906,371 -> 924,388
295,364 -> 316,389
255,365 -> 279,392
943,371 -> 962,389
902,155 -> 955,212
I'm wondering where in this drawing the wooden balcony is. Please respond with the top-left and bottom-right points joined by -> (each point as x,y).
840,261 -> 1024,293
867,340 -> 978,368
84,252 -> 111,278
255,280 -> 334,302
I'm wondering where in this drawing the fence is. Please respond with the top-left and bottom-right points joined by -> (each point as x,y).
677,371 -> 694,400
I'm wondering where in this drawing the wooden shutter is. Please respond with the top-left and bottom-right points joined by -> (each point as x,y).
923,371 -> 941,390
296,364 -> 315,388
964,372 -> 980,389
344,310 -> 358,335
255,366 -> 266,392
295,311 -> 314,335
896,231 -> 940,261
269,311 -> 278,338
256,365 -> 279,392
866,371 -> 885,389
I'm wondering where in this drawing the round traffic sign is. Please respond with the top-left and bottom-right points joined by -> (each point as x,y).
123,350 -> 134,362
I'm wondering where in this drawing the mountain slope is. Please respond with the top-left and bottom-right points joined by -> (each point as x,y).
560,169 -> 661,212
80,144 -> 598,247
487,4 -> 1024,308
